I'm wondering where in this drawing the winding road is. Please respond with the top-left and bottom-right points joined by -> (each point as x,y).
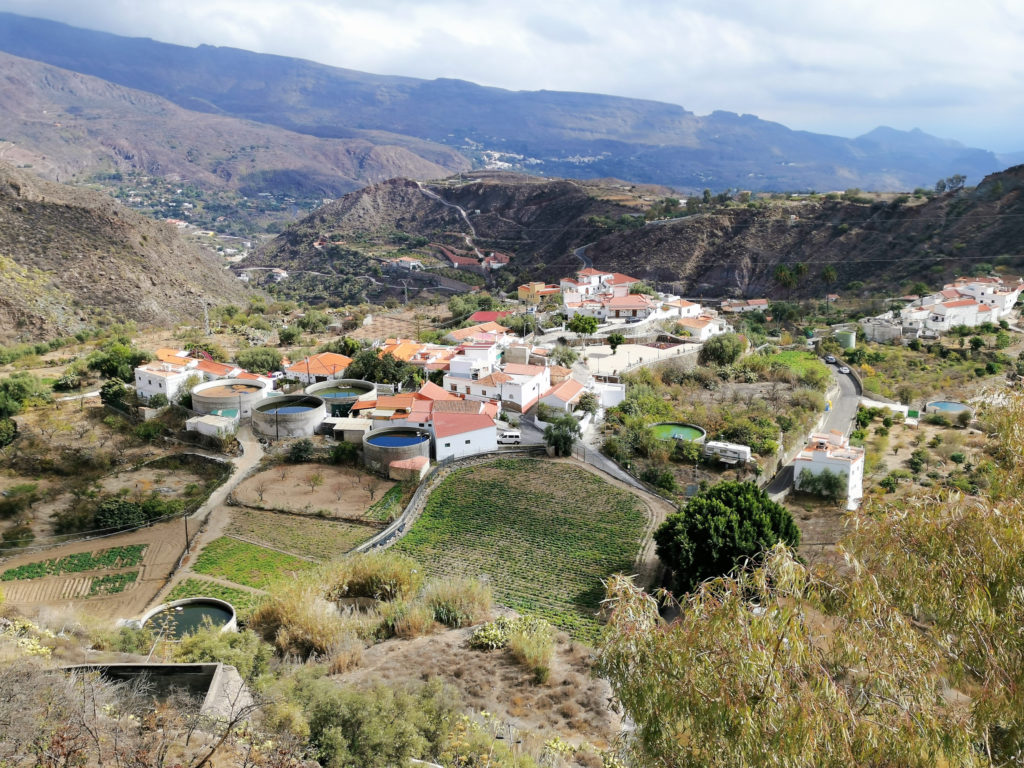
416,182 -> 483,257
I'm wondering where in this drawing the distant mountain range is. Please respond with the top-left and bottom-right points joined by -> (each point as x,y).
0,12 -> 1015,193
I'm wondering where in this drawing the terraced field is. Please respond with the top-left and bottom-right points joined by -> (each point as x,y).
227,508 -> 374,560
395,458 -> 647,641
192,537 -> 316,590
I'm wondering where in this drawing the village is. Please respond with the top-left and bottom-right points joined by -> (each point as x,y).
2,255 -> 1022,765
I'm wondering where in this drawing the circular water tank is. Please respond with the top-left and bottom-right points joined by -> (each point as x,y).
305,379 -> 376,417
191,378 -> 269,417
139,597 -> 237,639
362,427 -> 431,473
252,395 -> 327,438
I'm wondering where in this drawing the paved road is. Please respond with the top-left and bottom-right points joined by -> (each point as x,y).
825,369 -> 860,437
573,243 -> 594,269
764,367 -> 860,495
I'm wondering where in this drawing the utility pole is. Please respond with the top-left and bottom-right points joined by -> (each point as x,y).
203,301 -> 210,336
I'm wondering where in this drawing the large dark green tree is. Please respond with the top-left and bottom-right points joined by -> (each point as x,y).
654,481 -> 799,593
346,350 -> 420,387
697,333 -> 745,366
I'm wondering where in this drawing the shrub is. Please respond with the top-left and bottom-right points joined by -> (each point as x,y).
288,438 -> 317,463
147,393 -> 169,408
235,347 -> 283,374
378,600 -> 436,639
698,333 -> 745,366
322,552 -> 423,602
508,619 -> 555,683
250,582 -> 351,658
421,577 -> 493,627
174,625 -> 272,679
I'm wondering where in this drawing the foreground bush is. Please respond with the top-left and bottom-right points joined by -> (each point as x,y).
250,582 -> 353,658
421,576 -> 492,627
322,551 -> 423,602
471,615 -> 555,682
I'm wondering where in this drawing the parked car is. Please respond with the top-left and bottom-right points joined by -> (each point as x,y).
269,371 -> 285,380
838,366 -> 851,374
824,355 -> 837,364
497,430 -> 521,445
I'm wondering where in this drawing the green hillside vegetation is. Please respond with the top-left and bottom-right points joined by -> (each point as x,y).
600,392 -> 1024,767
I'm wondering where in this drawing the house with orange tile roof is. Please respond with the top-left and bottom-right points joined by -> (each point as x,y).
517,281 -> 561,304
445,321 -> 512,345
432,412 -> 497,460
285,352 -> 353,385
539,377 -> 586,412
443,356 -> 550,413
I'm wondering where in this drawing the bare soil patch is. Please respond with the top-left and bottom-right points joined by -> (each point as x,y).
349,306 -> 450,342
336,620 -> 620,750
233,463 -> 393,519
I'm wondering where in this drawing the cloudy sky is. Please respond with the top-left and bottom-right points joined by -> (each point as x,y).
1,0 -> 1021,151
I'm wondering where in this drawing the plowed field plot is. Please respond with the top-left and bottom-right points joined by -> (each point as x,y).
395,458 -> 647,641
227,508 -> 374,560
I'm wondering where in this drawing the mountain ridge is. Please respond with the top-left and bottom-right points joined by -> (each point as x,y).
0,12 -> 1006,193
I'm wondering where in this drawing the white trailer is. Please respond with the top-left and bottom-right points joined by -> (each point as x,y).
702,440 -> 752,465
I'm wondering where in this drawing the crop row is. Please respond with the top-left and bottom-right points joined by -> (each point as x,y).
88,571 -> 138,597
1,545 -> 148,582
396,459 -> 646,641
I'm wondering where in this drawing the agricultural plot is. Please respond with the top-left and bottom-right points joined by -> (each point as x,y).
192,537 -> 316,590
227,508 -> 373,560
88,571 -> 138,597
1,545 -> 147,581
167,578 -> 262,615
396,458 -> 647,641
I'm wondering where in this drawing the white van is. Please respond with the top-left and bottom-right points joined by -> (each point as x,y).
497,430 -> 521,445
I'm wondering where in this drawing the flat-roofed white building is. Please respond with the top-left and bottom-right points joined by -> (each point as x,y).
793,430 -> 865,509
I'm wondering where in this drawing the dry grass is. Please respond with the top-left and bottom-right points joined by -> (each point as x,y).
421,577 -> 493,628
379,600 -> 437,639
508,619 -> 555,683
250,582 -> 349,658
321,551 -> 423,602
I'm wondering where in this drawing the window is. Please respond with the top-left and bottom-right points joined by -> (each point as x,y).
444,442 -> 451,448
465,439 -> 471,444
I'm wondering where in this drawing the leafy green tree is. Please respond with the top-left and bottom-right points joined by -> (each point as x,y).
235,347 -> 283,374
654,481 -> 800,593
821,264 -> 838,286
969,336 -> 985,352
278,325 -> 301,345
177,373 -> 201,408
629,281 -> 655,296
577,391 -> 598,415
99,379 -> 129,408
297,310 -> 330,333
86,337 -> 150,381
543,413 -> 581,457
607,332 -> 626,354
797,467 -> 846,501
346,350 -> 420,387
551,344 -> 578,368
319,337 -> 362,357
995,329 -> 1011,349
697,333 -> 745,366
147,393 -> 169,408
567,313 -> 599,340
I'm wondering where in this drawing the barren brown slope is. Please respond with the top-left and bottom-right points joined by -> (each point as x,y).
0,52 -> 468,195
252,173 -> 639,275
0,162 -> 248,342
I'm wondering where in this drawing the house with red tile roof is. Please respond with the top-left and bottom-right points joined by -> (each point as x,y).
468,310 -> 513,323
285,352 -> 353,385
432,412 -> 497,460
540,377 -> 586,412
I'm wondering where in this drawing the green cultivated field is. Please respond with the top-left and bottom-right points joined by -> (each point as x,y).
396,458 -> 647,641
192,537 -> 315,590
1,545 -> 147,581
227,508 -> 373,560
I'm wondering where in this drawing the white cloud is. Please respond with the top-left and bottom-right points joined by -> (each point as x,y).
0,0 -> 1021,149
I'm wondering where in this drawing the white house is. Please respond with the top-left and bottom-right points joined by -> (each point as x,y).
284,352 -> 352,385
540,377 -> 586,412
793,431 -> 865,509
722,298 -> 769,313
443,362 -> 551,413
432,412 -> 497,461
674,315 -> 734,341
664,299 -> 703,319
134,361 -> 196,403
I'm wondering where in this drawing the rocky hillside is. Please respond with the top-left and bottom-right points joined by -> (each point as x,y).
0,51 -> 468,196
586,165 -> 1024,298
0,162 -> 249,342
253,174 -> 641,276
255,167 -> 1024,301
